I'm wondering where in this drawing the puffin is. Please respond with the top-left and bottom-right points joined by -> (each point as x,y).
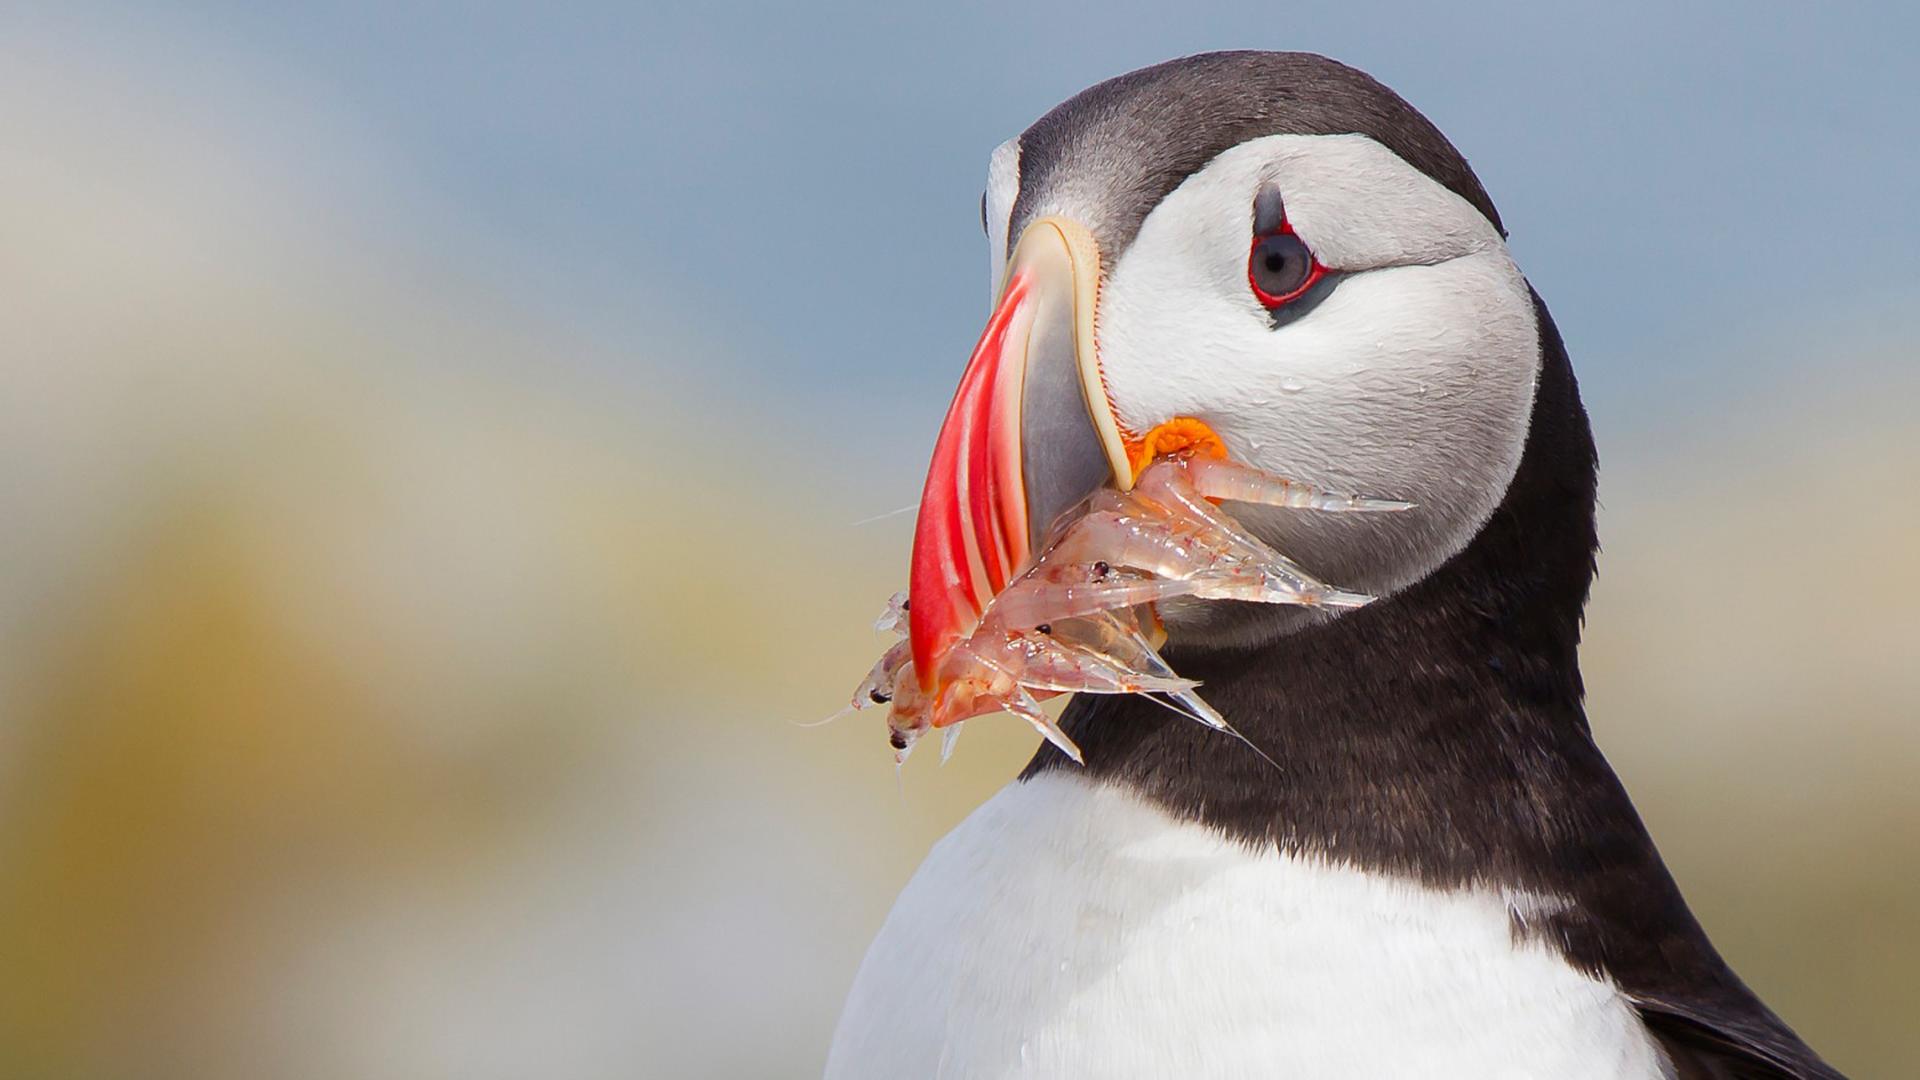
827,52 -> 1842,1079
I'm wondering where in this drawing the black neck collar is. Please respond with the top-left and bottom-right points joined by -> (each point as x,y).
1025,288 -> 1606,889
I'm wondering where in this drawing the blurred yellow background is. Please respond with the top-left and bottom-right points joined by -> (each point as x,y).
2,5 -> 1915,1078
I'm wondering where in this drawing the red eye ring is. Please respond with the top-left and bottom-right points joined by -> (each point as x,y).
1247,222 -> 1327,309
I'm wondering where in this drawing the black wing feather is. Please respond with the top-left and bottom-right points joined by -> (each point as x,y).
1637,1000 -> 1846,1080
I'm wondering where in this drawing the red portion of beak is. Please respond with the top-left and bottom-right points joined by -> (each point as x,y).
907,270 -> 1035,687
906,215 -> 1122,706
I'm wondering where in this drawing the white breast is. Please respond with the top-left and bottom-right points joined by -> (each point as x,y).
827,772 -> 1670,1079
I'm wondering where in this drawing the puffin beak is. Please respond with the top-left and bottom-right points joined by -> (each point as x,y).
907,216 -> 1131,689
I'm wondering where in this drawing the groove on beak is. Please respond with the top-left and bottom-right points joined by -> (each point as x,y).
907,216 -> 1129,689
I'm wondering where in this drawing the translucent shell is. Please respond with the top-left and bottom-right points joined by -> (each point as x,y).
853,454 -> 1408,764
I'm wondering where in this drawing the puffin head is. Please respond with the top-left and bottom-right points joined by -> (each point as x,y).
909,51 -> 1559,674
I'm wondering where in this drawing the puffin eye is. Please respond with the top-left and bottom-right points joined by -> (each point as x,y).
1247,230 -> 1322,308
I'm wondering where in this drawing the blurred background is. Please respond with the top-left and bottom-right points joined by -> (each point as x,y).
1,2 -> 1915,1077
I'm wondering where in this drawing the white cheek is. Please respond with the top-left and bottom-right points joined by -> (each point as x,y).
1103,251 -> 1537,602
1087,132 -> 1541,606
1107,251 -> 1536,493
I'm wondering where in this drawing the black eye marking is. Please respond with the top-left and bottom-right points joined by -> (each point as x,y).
1253,185 -> 1288,236
980,191 -> 989,235
1264,274 -> 1339,330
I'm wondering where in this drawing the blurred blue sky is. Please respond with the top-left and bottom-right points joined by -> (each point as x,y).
22,2 -> 1918,495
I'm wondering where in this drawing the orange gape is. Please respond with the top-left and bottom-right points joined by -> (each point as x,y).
1125,417 -> 1230,479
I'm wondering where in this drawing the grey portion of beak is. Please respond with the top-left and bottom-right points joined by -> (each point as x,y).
1019,308 -> 1115,553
